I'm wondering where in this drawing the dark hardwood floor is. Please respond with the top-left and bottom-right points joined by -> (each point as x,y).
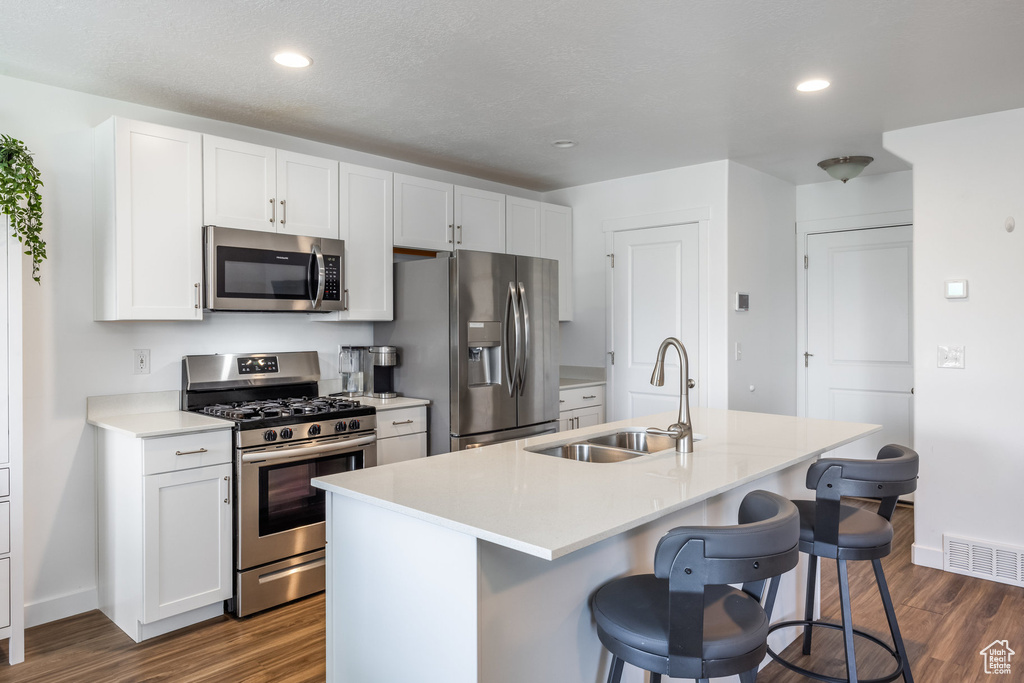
1,501 -> 1021,681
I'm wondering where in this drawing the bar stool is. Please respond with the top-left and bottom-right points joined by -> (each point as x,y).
592,490 -> 800,683
766,444 -> 919,683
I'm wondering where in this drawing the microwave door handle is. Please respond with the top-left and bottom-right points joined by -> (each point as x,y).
517,282 -> 529,396
309,244 -> 326,310
503,282 -> 518,397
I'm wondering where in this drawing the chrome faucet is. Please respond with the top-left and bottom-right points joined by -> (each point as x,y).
646,337 -> 695,453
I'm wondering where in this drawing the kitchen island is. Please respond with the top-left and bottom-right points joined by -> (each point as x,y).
312,407 -> 878,683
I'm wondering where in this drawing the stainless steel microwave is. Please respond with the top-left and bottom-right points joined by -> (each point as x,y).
204,225 -> 345,312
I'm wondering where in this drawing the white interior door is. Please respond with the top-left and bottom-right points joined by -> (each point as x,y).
611,224 -> 700,421
805,226 -> 914,462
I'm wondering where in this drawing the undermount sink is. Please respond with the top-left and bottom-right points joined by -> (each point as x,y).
585,430 -> 676,453
530,442 -> 647,463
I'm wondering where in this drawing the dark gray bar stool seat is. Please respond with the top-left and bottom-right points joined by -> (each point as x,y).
593,490 -> 800,683
766,444 -> 919,683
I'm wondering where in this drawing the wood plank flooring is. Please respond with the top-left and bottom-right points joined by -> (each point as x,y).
1,501 -> 1022,681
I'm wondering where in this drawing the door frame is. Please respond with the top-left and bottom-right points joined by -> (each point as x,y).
796,210 -> 913,418
603,208 -> 711,419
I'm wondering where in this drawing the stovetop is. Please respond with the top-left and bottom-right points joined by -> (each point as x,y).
195,395 -> 376,431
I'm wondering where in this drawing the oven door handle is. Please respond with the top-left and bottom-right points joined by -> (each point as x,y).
241,434 -> 376,463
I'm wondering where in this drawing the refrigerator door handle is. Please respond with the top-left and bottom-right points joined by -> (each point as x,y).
517,282 -> 530,396
504,282 -> 520,397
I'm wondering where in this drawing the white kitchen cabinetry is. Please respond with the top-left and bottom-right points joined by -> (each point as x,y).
394,175 -> 505,253
93,117 -> 204,321
203,136 -> 339,239
454,186 -> 505,252
376,406 -> 427,465
97,428 -> 233,642
505,199 -> 574,321
559,385 -> 605,432
334,163 -> 394,321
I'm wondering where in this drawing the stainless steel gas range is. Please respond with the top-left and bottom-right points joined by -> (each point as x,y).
181,351 -> 377,617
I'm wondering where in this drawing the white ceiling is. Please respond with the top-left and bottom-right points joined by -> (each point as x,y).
3,0 -> 1024,191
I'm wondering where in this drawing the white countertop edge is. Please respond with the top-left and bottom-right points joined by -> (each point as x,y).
354,396 -> 430,410
88,411 -> 234,439
558,379 -> 607,390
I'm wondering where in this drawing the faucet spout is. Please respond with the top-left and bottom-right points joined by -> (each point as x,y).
646,337 -> 695,453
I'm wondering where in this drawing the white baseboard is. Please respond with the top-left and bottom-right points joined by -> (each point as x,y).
25,588 -> 99,628
912,542 -> 943,570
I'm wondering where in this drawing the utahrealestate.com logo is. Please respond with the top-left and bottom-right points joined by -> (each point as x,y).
980,640 -> 1015,675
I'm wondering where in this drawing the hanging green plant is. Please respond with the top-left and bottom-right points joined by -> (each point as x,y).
0,134 -> 47,283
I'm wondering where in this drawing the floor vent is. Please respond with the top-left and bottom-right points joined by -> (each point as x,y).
944,535 -> 1024,587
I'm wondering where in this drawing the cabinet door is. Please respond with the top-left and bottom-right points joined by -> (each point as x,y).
377,433 -> 427,466
277,150 -> 339,239
394,174 -> 454,251
574,405 -> 604,429
337,164 -> 394,320
454,186 -> 506,253
142,464 -> 231,623
506,196 -> 541,257
558,414 -> 573,432
541,203 -> 573,321
203,136 -> 276,233
102,119 -> 204,320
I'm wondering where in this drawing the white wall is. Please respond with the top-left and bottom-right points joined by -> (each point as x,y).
544,161 -> 731,409
796,171 -> 913,227
726,162 -> 796,415
885,110 -> 1024,568
0,73 -> 542,625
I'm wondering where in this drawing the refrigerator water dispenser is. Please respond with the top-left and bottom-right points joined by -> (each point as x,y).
467,321 -> 502,387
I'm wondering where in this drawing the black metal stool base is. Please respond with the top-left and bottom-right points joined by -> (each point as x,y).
766,619 -> 904,683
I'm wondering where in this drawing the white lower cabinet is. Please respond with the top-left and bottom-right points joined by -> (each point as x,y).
376,406 -> 428,466
559,386 -> 605,431
97,428 -> 233,642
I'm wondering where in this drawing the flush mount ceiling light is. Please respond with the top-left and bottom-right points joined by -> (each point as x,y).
551,140 -> 577,148
273,52 -> 312,68
797,79 -> 830,92
817,156 -> 873,183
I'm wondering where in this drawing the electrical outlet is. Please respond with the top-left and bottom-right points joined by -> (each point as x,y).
937,345 -> 964,369
133,348 -> 151,375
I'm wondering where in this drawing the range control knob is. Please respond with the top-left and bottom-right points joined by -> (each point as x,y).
263,430 -> 278,442
348,419 -> 360,431
279,427 -> 293,440
308,424 -> 322,437
334,421 -> 347,433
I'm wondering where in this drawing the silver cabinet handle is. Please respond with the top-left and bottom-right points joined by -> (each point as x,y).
583,395 -> 597,400
269,198 -> 276,224
224,475 -> 230,504
448,223 -> 454,244
175,447 -> 208,456
392,419 -> 414,425
456,224 -> 462,244
280,199 -> 287,225
194,282 -> 200,309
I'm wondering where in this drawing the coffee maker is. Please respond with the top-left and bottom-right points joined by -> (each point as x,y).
365,346 -> 399,398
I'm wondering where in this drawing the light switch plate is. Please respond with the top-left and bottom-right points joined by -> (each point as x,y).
945,279 -> 968,299
937,345 -> 965,369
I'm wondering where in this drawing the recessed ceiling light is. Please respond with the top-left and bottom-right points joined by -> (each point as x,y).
273,52 -> 312,68
552,140 -> 577,148
797,79 -> 830,92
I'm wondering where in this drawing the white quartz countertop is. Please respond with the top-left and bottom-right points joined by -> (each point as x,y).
559,378 -> 607,390
88,410 -> 233,438
344,396 -> 430,410
313,408 -> 879,561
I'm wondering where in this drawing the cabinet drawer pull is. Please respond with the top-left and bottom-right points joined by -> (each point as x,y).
582,395 -> 597,400
175,447 -> 208,456
559,399 -> 565,403
392,419 -> 414,425
194,282 -> 201,309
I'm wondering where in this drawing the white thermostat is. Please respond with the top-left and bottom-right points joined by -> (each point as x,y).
945,280 -> 968,299
735,292 -> 749,312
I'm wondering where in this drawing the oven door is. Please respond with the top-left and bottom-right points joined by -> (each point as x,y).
237,433 -> 376,570
204,225 -> 344,312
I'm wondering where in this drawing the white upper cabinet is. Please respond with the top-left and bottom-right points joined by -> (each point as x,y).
94,117 -> 204,321
454,186 -> 505,253
505,196 -> 542,257
203,136 -> 339,238
393,174 -> 454,251
541,203 -> 573,321
336,163 -> 394,320
276,150 -> 339,239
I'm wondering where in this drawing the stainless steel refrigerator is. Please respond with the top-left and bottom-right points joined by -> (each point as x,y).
375,250 -> 560,455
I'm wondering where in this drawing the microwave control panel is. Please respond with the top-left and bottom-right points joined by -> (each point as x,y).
324,255 -> 341,301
